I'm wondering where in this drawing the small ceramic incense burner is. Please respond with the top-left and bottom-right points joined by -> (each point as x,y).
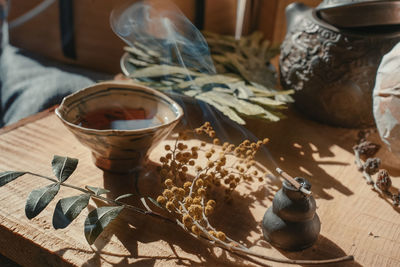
262,177 -> 320,251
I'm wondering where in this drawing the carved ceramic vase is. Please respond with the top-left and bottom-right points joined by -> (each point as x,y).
279,3 -> 400,128
262,177 -> 320,251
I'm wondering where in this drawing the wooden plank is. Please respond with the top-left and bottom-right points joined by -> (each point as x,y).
0,108 -> 398,266
8,0 -> 196,74
0,106 -> 57,136
255,0 -> 279,42
272,0 -> 321,44
204,0 -> 237,35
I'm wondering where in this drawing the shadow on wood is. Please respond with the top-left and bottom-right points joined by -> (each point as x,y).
278,235 -> 363,267
246,108 -> 356,200
88,167 -> 275,266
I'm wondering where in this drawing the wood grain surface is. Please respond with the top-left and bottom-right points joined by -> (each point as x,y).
270,0 -> 321,43
0,107 -> 399,267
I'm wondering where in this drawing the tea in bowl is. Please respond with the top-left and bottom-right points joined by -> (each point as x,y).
55,81 -> 183,173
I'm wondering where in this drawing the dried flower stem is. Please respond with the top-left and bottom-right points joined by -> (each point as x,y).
353,145 -> 399,206
175,199 -> 353,265
353,149 -> 363,171
353,151 -> 379,187
154,123 -> 353,265
361,170 -> 374,185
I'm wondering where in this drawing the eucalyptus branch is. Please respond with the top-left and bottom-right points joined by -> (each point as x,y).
30,171 -> 178,224
27,172 -> 146,214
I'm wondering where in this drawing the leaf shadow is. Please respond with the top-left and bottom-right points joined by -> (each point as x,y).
278,235 -> 362,267
87,168 -> 273,266
245,108 -> 356,201
176,102 -> 356,201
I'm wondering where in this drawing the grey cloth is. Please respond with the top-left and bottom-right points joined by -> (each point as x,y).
0,17 -> 111,126
0,44 -> 111,126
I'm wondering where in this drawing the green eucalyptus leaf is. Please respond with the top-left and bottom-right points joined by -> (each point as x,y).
275,94 -> 295,103
200,91 -> 237,107
230,82 -> 254,99
168,77 -> 185,84
201,91 -> 264,116
25,183 -> 60,219
85,186 -> 110,196
128,57 -> 150,67
182,89 -> 200,97
115,194 -> 134,201
235,99 -> 268,116
249,82 -> 294,98
132,42 -> 161,58
130,65 -> 201,78
84,206 -> 124,245
161,80 -> 175,86
0,171 -> 26,186
51,155 -> 78,183
177,75 -> 240,89
195,94 -> 245,125
124,46 -> 153,61
260,110 -> 282,122
53,194 -> 90,229
249,96 -> 285,106
212,87 -> 234,94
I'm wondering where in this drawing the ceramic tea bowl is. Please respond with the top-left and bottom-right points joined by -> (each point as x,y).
55,81 -> 183,173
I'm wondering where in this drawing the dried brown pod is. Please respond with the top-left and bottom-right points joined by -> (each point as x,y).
376,169 -> 392,192
363,158 -> 381,175
392,193 -> 400,206
353,141 -> 380,159
356,129 -> 375,143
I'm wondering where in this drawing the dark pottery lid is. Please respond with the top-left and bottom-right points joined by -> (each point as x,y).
316,0 -> 400,28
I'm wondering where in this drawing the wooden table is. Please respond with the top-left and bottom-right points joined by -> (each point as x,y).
0,107 -> 399,267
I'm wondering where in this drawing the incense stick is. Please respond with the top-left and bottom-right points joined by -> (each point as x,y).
276,168 -> 312,195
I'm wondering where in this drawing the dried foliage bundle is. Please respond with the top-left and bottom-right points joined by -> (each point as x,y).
124,32 -> 294,125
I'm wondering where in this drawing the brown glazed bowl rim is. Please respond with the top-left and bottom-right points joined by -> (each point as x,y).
55,81 -> 184,135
